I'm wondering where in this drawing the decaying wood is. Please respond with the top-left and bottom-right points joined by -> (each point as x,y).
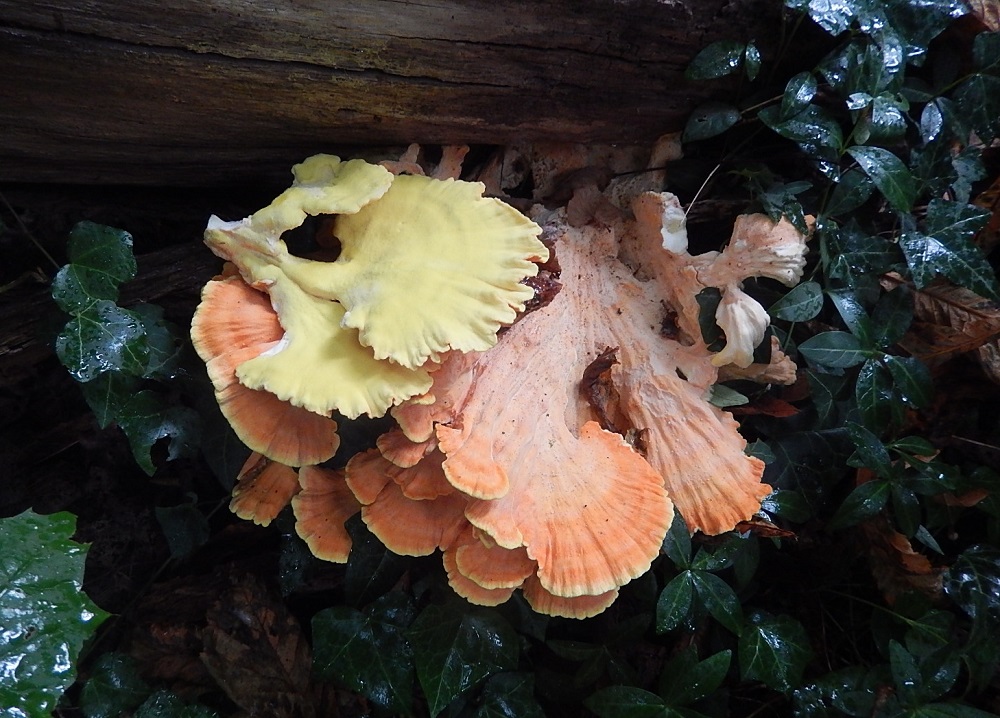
1,0 -> 780,186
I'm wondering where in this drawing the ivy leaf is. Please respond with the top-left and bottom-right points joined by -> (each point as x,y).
343,517 -> 409,606
847,145 -> 917,213
828,290 -> 874,345
0,510 -> 109,718
656,572 -> 694,634
739,611 -> 812,692
312,592 -> 416,714
133,691 -> 220,718
770,282 -> 823,322
690,572 -> 743,635
79,371 -> 141,428
953,73 -> 1000,142
80,652 -> 151,718
683,102 -> 740,142
685,40 -> 749,80
585,686 -> 673,718
409,603 -> 519,717
828,479 -> 891,529
55,301 -> 148,382
870,285 -> 913,348
474,673 -> 545,718
659,648 -> 732,706
117,391 -> 200,476
798,331 -> 868,368
761,489 -> 812,522
51,222 -> 136,312
900,200 -> 998,300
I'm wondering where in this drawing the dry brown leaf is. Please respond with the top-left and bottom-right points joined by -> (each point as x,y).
200,573 -> 316,718
859,516 -> 944,605
884,275 -> 1000,382
965,0 -> 1000,30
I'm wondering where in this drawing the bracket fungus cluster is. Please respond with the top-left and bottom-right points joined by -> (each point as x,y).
191,147 -> 811,618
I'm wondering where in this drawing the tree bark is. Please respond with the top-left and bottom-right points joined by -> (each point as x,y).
1,0 -> 779,186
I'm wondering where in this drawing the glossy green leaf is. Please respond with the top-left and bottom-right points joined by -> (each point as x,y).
51,222 -> 136,312
920,100 -> 944,143
806,369 -> 849,428
117,391 -> 200,475
744,41 -> 761,81
690,535 -> 743,573
826,168 -> 874,216
890,436 -> 936,457
889,640 -> 921,705
659,648 -> 731,706
907,704 -> 1000,718
656,572 -> 694,633
0,510 -> 109,718
55,301 -> 148,382
860,94 -> 908,143
760,104 -> 843,154
474,673 -> 545,718
707,384 -> 748,408
884,355 -> 932,409
870,285 -> 913,348
133,304 -> 184,380
798,331 -> 868,368
847,145 -> 917,213
953,73 -> 1000,142
79,371 -> 141,428
828,480 -> 891,529
769,281 -> 823,322
343,516 -> 409,606
785,0 -> 859,35
690,572 -> 743,634
585,686 -> 671,718
80,652 -> 150,718
856,357 -> 898,429
312,592 -> 416,714
409,603 -> 519,717
943,545 -> 1000,620
781,72 -> 817,120
685,40 -> 748,80
828,290 -> 873,345
891,485 -> 921,537
662,513 -> 691,570
133,691 -> 219,718
739,611 -> 812,692
761,490 -> 812,522
900,227 -> 999,302
154,504 -> 211,559
972,31 -> 1000,72
696,288 -> 725,351
845,422 -> 891,474
683,102 -> 740,142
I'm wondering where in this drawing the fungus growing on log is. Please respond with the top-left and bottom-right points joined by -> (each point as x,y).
193,148 -> 810,618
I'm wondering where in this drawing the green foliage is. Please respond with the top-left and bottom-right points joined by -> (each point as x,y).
80,653 -> 218,718
52,221 -> 198,475
0,510 -> 108,718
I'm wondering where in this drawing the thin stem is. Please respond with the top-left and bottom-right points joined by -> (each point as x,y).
0,191 -> 61,272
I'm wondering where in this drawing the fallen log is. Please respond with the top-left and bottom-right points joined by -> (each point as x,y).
0,0 -> 779,185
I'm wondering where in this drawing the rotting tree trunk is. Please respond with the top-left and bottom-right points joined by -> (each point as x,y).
1,0 -> 780,186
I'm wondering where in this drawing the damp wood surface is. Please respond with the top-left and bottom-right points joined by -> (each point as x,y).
0,0 -> 778,186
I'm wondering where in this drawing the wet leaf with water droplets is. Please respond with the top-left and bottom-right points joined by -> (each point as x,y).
408,603 -> 519,717
0,510 -> 109,717
739,610 -> 812,692
312,592 -> 416,714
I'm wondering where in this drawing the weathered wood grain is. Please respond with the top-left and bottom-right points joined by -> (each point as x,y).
0,0 -> 778,185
